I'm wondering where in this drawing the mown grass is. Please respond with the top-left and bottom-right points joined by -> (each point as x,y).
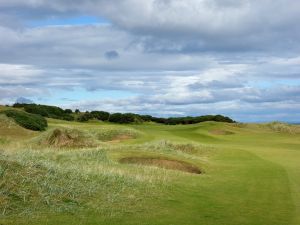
0,118 -> 299,225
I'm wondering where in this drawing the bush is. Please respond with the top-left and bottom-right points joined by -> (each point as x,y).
90,111 -> 110,121
3,110 -> 48,131
62,114 -> 75,121
64,109 -> 73,114
16,103 -> 235,125
14,104 -> 74,121
77,113 -> 94,122
24,104 -> 64,118
153,115 -> 235,125
108,113 -> 141,124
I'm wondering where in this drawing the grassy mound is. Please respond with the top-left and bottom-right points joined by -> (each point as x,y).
42,128 -> 97,148
119,156 -> 201,174
140,140 -> 206,155
2,110 -> 47,131
93,128 -> 140,142
210,129 -> 235,135
0,114 -> 34,139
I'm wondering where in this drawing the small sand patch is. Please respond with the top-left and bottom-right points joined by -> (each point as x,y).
107,134 -> 133,143
210,129 -> 234,135
119,157 -> 201,174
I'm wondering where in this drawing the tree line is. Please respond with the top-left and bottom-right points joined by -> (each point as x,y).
13,103 -> 235,124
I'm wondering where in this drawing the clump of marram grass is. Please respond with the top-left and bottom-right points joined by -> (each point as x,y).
264,122 -> 300,134
37,128 -> 98,148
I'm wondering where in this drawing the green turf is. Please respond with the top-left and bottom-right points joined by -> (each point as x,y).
0,115 -> 299,225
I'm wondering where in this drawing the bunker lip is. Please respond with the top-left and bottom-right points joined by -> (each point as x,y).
119,157 -> 202,174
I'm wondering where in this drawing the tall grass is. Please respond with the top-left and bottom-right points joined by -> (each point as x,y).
264,122 -> 300,134
0,143 -> 170,217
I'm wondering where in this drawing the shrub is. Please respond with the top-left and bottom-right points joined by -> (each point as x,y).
24,104 -> 64,118
15,104 -> 74,121
3,110 -> 48,131
77,113 -> 94,122
152,115 -> 235,125
64,109 -> 73,114
13,103 -> 235,125
90,111 -> 110,121
62,114 -> 75,121
108,113 -> 142,124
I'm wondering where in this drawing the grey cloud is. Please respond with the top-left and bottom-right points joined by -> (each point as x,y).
0,25 -> 215,71
1,1 -> 300,53
0,85 -> 48,103
241,86 -> 300,103
105,50 -> 119,60
15,97 -> 34,104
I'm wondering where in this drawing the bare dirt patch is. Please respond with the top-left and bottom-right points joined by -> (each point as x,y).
119,157 -> 201,174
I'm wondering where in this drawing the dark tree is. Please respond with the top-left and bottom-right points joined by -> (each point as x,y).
90,111 -> 110,121
64,109 -> 73,114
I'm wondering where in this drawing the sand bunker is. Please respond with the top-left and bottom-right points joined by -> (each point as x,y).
119,157 -> 201,174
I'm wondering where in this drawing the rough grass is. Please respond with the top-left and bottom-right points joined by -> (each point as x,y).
0,114 -> 36,139
92,127 -> 140,142
0,156 -> 82,216
0,148 -> 164,219
210,129 -> 235,135
263,121 -> 300,134
133,140 -> 213,158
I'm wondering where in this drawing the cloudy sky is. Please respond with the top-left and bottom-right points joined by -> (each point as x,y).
0,0 -> 299,122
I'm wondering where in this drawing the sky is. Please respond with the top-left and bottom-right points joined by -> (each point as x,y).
0,0 -> 299,122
